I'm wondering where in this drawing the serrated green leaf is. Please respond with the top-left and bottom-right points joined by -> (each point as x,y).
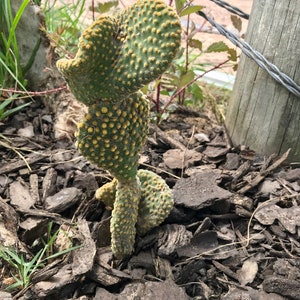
160,90 -> 170,96
227,48 -> 237,61
188,39 -> 202,51
191,83 -> 203,100
179,70 -> 195,88
231,15 -> 242,32
179,5 -> 204,17
206,41 -> 229,53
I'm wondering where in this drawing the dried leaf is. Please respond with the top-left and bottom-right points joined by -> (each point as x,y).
231,15 -> 242,32
237,259 -> 258,286
163,149 -> 202,169
227,48 -> 237,61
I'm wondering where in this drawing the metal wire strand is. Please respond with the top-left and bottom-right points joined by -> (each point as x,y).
197,11 -> 300,98
209,0 -> 249,19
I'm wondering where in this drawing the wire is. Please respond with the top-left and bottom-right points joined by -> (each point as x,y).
197,10 -> 300,98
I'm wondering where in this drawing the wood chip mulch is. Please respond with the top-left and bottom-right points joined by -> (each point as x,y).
0,99 -> 300,300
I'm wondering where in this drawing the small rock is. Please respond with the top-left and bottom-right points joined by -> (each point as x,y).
9,179 -> 35,210
263,275 -> 300,299
163,149 -> 202,169
223,153 -> 240,170
285,168 -> 300,182
194,132 -> 210,143
173,170 -> 232,210
237,259 -> 258,286
17,124 -> 35,138
223,287 -> 284,300
259,179 -> 280,195
41,114 -> 53,123
0,291 -> 13,300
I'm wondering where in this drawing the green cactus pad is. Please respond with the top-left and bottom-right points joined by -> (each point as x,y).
57,0 -> 181,103
136,169 -> 173,235
75,92 -> 149,182
111,179 -> 141,259
95,178 -> 117,209
95,169 -> 174,236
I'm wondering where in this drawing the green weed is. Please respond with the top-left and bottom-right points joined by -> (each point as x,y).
0,94 -> 31,122
0,222 -> 81,290
42,0 -> 87,57
0,0 -> 31,89
149,0 -> 240,122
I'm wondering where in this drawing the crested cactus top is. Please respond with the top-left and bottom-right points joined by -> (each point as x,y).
57,0 -> 181,104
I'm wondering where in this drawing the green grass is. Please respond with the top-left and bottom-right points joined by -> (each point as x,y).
42,0 -> 87,57
0,0 -> 30,90
0,0 -> 34,122
0,94 -> 31,122
0,222 -> 81,290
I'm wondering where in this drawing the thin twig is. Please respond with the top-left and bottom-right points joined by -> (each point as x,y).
162,59 -> 231,115
0,85 -> 67,96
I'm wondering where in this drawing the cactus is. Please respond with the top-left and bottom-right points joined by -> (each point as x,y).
57,0 -> 181,103
57,0 -> 181,259
96,169 -> 174,236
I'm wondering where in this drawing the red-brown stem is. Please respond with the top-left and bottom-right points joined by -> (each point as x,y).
0,85 -> 67,96
154,76 -> 162,114
162,58 -> 231,114
91,0 -> 95,21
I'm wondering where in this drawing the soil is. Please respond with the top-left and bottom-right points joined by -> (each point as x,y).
1,1 -> 300,300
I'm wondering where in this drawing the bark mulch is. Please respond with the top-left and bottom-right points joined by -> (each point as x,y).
0,95 -> 300,300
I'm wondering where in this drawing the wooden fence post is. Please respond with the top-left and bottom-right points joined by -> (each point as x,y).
225,0 -> 300,162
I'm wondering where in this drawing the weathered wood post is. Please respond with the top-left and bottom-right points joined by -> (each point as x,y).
225,0 -> 300,162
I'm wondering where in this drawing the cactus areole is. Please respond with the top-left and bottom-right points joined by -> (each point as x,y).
57,0 -> 181,259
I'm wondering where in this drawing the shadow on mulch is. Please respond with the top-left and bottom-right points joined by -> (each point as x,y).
0,96 -> 299,300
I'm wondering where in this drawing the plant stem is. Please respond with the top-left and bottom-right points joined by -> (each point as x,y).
0,85 -> 67,96
155,76 -> 162,114
91,0 -> 95,21
180,13 -> 190,105
163,58 -> 231,114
